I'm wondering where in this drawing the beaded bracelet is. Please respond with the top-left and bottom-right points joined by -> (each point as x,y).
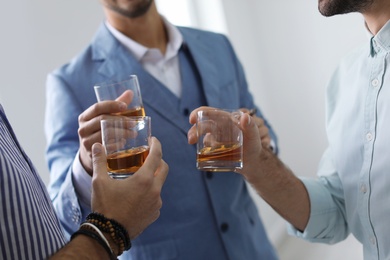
80,222 -> 113,254
85,212 -> 131,256
71,228 -> 117,260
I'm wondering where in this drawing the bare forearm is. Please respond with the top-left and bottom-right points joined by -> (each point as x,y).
49,235 -> 112,260
244,148 -> 310,231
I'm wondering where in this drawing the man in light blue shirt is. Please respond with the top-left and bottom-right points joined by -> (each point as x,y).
187,0 -> 390,259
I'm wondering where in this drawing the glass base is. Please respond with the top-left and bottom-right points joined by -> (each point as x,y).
108,173 -> 133,179
197,161 -> 242,172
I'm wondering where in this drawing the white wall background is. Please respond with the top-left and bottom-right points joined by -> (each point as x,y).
0,0 -> 365,259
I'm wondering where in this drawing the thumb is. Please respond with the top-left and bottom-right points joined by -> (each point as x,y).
240,113 -> 261,142
92,143 -> 108,180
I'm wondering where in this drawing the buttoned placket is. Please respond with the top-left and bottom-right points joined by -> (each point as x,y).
359,39 -> 386,256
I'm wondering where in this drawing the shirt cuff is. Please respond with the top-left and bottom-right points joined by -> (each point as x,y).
72,151 -> 92,207
287,177 -> 341,243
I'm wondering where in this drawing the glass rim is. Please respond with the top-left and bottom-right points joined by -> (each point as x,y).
100,115 -> 150,123
93,74 -> 139,88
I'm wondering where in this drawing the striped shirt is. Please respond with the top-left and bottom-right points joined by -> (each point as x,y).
0,104 -> 66,259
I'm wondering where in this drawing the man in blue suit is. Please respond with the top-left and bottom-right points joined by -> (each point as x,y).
45,0 -> 279,259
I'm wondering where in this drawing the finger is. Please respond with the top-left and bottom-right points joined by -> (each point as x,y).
188,106 -> 216,124
78,115 -> 102,137
92,143 -> 109,180
196,120 -> 219,135
102,126 -> 137,142
79,123 -> 104,146
116,90 -> 134,106
239,108 -> 250,114
134,137 -> 162,178
79,101 -> 127,122
154,160 -> 169,186
189,107 -> 203,124
258,126 -> 269,140
251,116 -> 264,127
187,125 -> 198,144
239,113 -> 260,141
104,138 -> 127,154
257,123 -> 271,148
261,137 -> 271,148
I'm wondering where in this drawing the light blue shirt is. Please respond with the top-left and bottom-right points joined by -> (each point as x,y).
288,21 -> 390,259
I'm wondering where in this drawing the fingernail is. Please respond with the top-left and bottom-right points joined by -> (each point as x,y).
92,143 -> 102,154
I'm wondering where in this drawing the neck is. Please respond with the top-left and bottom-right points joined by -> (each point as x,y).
104,3 -> 168,54
362,0 -> 390,34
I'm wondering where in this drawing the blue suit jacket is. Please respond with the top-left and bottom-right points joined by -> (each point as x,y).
45,23 -> 278,260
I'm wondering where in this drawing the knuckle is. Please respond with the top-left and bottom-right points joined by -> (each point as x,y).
151,188 -> 161,198
81,138 -> 89,148
156,197 -> 163,209
78,127 -> 85,137
91,105 -> 100,115
78,113 -> 84,122
137,175 -> 153,188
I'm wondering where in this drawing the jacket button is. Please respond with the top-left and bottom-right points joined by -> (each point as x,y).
206,172 -> 213,179
183,108 -> 190,116
221,223 -> 229,233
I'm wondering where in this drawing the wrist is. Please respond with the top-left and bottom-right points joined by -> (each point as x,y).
79,151 -> 93,175
85,212 -> 132,256
242,146 -> 274,184
71,226 -> 117,260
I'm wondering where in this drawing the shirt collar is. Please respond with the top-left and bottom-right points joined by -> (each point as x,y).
105,16 -> 183,62
366,19 -> 390,56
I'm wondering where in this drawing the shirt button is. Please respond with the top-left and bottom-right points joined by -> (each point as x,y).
370,237 -> 376,246
366,133 -> 373,141
360,184 -> 367,194
371,79 -> 379,87
220,223 -> 229,233
71,205 -> 81,224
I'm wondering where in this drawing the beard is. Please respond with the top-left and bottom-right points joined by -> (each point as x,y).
318,0 -> 374,16
106,0 -> 154,19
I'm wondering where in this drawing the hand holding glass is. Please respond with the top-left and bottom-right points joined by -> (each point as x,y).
196,109 -> 243,172
94,75 -> 145,116
101,116 -> 151,179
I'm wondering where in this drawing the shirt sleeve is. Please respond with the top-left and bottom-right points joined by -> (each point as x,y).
72,151 -> 92,208
45,73 -> 92,239
287,148 -> 350,244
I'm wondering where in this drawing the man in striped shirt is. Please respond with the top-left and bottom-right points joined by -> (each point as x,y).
0,103 -> 168,259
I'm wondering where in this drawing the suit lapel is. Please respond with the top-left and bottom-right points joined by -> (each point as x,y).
179,28 -> 222,108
